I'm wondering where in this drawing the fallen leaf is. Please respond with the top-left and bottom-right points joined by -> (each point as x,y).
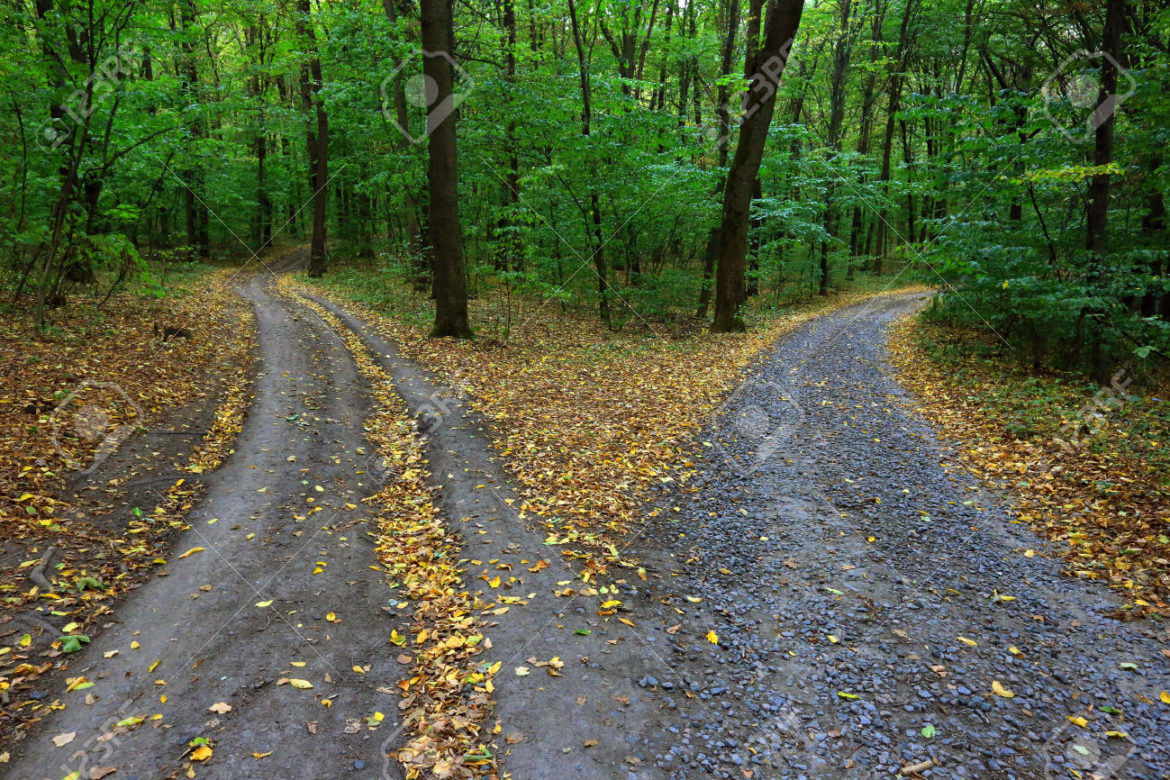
176,547 -> 206,560
53,732 -> 77,747
208,702 -> 232,714
190,745 -> 212,761
289,679 -> 313,689
991,680 -> 1014,698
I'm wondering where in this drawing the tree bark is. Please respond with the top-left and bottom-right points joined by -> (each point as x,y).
297,0 -> 329,277
423,0 -> 472,338
711,0 -> 805,332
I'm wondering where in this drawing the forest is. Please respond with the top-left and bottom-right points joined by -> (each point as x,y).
3,0 -> 1168,369
2,0 -> 1170,777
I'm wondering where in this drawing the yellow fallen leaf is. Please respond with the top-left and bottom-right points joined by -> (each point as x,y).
1104,731 -> 1129,738
706,630 -> 719,644
1009,646 -> 1022,656
326,612 -> 337,622
148,659 -> 160,673
515,666 -> 530,676
190,745 -> 212,761
255,600 -> 273,608
352,665 -> 366,674
253,751 -> 272,759
1066,715 -> 1088,727
416,629 -> 428,644
176,547 -> 206,560
290,661 -> 306,667
489,576 -> 501,588
827,635 -> 839,644
991,680 -> 1014,698
958,636 -> 977,647
130,641 -> 140,650
289,679 -> 313,689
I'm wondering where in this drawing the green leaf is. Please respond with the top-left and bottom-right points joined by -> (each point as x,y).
59,634 -> 90,653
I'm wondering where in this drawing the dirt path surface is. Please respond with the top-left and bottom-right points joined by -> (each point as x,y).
10,284 -> 1168,780
626,292 -> 1170,779
6,276 -> 407,779
306,293 -> 656,779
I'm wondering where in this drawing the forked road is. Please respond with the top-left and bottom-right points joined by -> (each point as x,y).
10,286 -> 1170,780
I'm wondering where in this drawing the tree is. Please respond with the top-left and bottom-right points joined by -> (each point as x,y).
711,0 -> 806,333
297,0 -> 329,277
423,0 -> 471,338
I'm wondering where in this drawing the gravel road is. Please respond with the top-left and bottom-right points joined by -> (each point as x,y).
626,291 -> 1170,779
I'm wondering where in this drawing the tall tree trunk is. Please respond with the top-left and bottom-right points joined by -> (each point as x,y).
874,0 -> 918,267
1084,0 -> 1125,379
423,0 -> 472,337
819,0 -> 856,294
696,0 -> 743,317
711,0 -> 805,332
180,0 -> 209,258
297,0 -> 329,277
568,0 -> 610,326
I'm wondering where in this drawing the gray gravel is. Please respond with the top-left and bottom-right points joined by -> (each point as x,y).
629,292 -> 1170,779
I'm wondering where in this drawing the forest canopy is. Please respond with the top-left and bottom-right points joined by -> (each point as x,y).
2,0 -> 1168,376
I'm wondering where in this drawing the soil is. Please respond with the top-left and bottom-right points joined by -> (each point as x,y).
7,284 -> 1168,780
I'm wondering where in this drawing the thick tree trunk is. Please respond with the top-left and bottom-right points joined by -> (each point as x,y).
423,0 -> 472,338
711,0 -> 805,332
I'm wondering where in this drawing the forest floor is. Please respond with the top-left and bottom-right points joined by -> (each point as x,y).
3,260 -> 1169,779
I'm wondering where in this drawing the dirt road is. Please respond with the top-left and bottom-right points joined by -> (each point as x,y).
10,285 -> 1168,780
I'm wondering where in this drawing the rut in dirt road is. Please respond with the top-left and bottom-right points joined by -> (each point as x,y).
7,277 -> 408,779
627,292 -> 1170,779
